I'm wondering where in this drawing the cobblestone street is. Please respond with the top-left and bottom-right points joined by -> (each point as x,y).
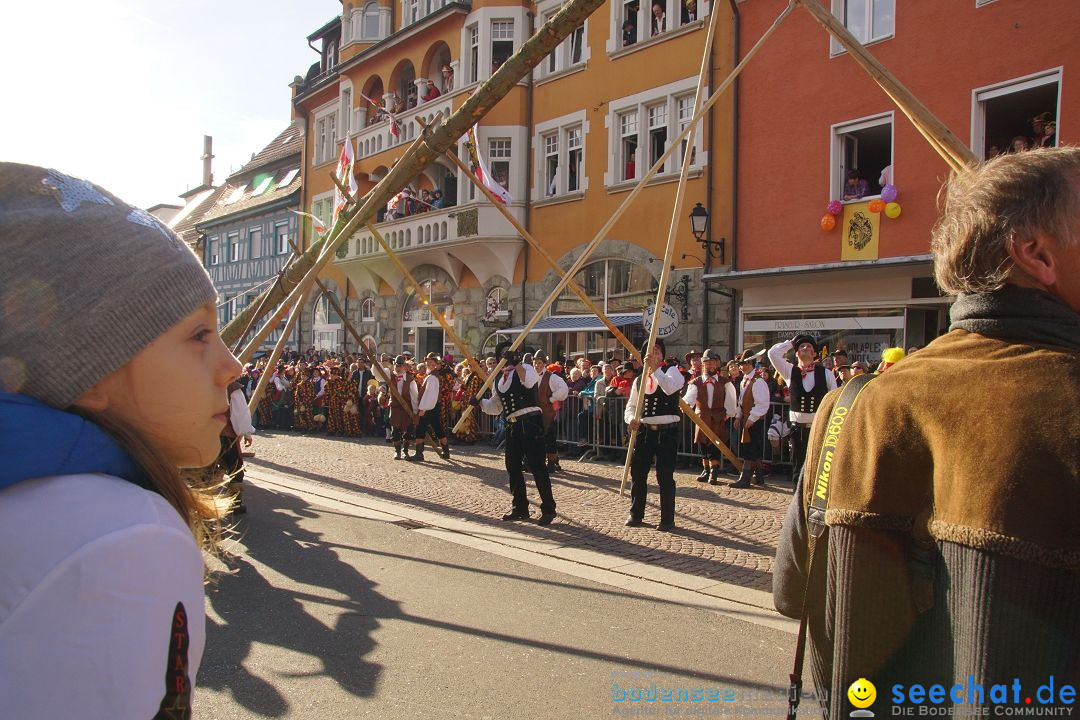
247,431 -> 793,592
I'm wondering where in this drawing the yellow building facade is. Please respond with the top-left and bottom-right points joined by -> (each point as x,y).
292,0 -> 734,362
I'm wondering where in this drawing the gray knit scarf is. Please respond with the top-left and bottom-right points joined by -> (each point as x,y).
949,285 -> 1080,353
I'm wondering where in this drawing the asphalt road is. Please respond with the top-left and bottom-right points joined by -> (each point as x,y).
195,481 -> 813,719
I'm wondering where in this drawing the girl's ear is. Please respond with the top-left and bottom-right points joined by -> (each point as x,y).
73,382 -> 111,412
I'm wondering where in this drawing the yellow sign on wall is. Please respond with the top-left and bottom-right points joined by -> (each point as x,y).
841,201 -> 880,261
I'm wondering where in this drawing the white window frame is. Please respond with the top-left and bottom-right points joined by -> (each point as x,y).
490,19 -> 515,73
830,0 -> 894,55
340,85 -> 353,139
227,231 -> 241,262
542,132 -> 559,197
361,298 -> 377,322
488,137 -> 513,194
535,110 -> 589,201
312,193 -> 334,242
536,0 -> 589,79
971,68 -> 1062,160
275,223 -> 290,255
313,101 -> 339,166
830,112 -> 894,203
607,0 -> 709,53
362,2 -> 381,38
249,226 -> 263,259
208,236 -> 220,266
467,24 -> 480,84
603,77 -> 705,188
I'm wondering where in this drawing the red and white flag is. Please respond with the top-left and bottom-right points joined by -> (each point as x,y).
465,125 -> 512,204
333,137 -> 358,222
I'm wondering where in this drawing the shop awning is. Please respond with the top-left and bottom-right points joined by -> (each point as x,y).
503,313 -> 641,334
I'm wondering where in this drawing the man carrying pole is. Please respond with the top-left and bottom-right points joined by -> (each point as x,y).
531,351 -> 569,473
481,341 -> 557,525
623,339 -> 685,531
387,355 -> 420,460
410,352 -> 451,462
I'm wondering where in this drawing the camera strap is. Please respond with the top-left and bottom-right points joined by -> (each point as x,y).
787,373 -> 873,720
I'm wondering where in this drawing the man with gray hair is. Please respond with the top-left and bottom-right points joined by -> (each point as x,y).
774,147 -> 1080,718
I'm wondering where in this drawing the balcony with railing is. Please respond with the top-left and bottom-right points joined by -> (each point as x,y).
353,97 -> 453,159
334,200 -> 525,292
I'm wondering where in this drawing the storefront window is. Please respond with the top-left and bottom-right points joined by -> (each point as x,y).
742,309 -> 905,368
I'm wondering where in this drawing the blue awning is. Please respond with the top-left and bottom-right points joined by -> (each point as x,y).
503,313 -> 641,334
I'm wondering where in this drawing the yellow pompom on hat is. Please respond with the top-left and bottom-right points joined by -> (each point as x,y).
881,347 -> 906,364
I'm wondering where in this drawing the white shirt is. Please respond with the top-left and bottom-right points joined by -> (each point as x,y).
767,340 -> 837,425
682,374 -> 737,418
736,374 -> 771,424
624,366 -> 685,425
229,387 -> 256,437
418,373 -> 440,412
542,371 -> 569,403
0,474 -> 205,720
481,364 -> 541,418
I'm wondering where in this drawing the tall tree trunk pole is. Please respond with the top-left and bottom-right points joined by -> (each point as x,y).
221,0 -> 608,352
795,0 -> 976,172
619,0 -> 720,496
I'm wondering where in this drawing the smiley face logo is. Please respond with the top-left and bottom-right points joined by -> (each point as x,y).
848,678 -> 877,713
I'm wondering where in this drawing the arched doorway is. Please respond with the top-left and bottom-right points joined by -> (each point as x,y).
401,278 -> 454,357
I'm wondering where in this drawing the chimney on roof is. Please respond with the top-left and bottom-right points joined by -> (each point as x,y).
201,135 -> 214,187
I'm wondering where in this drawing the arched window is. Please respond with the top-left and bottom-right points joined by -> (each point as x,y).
401,279 -> 454,357
362,1 -> 380,38
484,286 -> 508,320
361,297 -> 376,321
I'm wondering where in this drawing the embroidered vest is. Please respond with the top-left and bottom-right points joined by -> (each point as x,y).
497,369 -> 538,417
640,371 -> 680,417
789,364 -> 828,415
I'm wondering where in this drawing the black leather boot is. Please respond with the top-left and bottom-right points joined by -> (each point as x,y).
730,464 -> 752,488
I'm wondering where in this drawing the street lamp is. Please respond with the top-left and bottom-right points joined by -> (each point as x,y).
688,202 -> 725,270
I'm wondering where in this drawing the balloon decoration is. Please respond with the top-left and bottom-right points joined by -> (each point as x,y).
868,199 -> 886,213
826,200 -> 842,216
884,202 -> 902,219
821,213 -> 837,231
881,184 -> 899,203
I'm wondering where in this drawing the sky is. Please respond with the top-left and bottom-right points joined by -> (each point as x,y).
2,1 -> 341,209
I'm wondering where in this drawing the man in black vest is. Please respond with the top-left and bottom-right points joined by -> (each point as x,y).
767,334 -> 836,490
624,338 -> 686,531
480,341 -> 557,525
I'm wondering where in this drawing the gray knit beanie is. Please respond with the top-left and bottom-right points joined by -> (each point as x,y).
0,162 -> 218,409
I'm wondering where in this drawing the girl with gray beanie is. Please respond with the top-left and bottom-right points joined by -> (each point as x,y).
0,163 -> 241,718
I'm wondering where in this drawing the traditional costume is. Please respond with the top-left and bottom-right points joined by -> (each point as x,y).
682,348 -> 736,484
732,348 -> 770,488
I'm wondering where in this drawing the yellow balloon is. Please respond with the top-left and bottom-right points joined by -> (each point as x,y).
884,202 -> 902,219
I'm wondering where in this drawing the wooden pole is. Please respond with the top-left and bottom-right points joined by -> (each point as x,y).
366,222 -> 489,382
247,283 -> 316,415
283,231 -> 415,421
455,0 -> 794,433
460,1 -> 796,421
441,130 -> 743,469
221,0 -> 609,350
795,0 -> 976,171
618,0 -> 720,496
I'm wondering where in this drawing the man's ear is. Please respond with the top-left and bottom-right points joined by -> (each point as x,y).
1008,232 -> 1058,288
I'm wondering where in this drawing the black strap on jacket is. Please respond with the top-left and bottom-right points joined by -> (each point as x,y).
787,372 -> 873,720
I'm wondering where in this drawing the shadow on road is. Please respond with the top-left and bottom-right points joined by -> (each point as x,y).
200,487 -> 394,716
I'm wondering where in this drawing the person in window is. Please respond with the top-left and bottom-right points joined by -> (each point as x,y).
419,78 -> 441,103
441,64 -> 454,93
842,169 -> 870,201
651,1 -> 666,35
1010,135 -> 1031,153
1040,120 -> 1057,148
1031,112 -> 1053,147
622,12 -> 638,46
681,0 -> 696,23
430,190 -> 446,209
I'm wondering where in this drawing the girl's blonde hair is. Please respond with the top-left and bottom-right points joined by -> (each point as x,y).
68,406 -> 226,555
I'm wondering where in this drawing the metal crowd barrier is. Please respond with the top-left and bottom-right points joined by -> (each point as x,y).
455,392 -> 793,475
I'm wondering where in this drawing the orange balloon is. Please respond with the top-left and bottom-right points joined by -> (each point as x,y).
820,213 -> 837,231
868,199 -> 886,213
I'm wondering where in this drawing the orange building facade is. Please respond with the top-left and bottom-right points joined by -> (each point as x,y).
713,0 -> 1078,366
290,0 -> 736,362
